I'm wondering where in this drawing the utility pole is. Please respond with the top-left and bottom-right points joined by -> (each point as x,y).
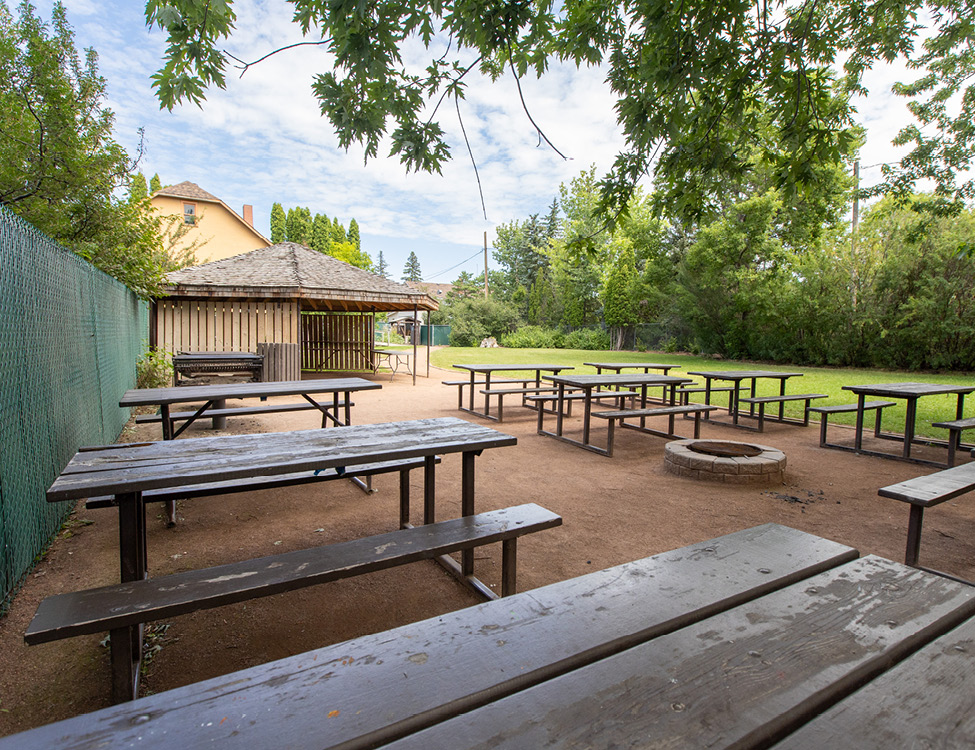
483,231 -> 489,298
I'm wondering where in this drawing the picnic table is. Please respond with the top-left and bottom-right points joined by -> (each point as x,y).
452,363 -> 574,421
8,522 -> 975,749
373,348 -> 413,380
39,417 -> 520,702
539,372 -> 694,455
686,369 -> 816,430
840,382 -> 975,467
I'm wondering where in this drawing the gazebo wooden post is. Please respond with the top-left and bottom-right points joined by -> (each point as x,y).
412,302 -> 418,386
426,309 -> 431,379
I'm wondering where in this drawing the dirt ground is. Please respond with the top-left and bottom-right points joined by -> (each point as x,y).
2,350 -> 974,738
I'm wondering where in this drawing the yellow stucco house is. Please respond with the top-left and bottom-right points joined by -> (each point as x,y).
151,181 -> 271,263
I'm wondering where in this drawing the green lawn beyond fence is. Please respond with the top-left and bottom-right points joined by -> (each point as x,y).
431,347 -> 974,441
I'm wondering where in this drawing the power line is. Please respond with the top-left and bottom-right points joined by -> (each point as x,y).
424,248 -> 485,281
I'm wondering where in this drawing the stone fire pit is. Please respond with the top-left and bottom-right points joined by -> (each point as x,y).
664,439 -> 786,484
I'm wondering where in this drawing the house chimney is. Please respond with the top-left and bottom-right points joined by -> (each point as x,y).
243,204 -> 254,226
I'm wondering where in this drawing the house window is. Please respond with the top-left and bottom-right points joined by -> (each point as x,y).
183,203 -> 197,226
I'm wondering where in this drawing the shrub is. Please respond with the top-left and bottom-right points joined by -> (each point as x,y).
563,328 -> 611,350
136,347 -> 173,389
500,326 -> 564,348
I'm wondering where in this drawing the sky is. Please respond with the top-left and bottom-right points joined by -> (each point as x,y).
41,1 -> 944,282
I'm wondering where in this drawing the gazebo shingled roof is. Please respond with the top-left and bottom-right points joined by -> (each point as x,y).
163,242 -> 438,312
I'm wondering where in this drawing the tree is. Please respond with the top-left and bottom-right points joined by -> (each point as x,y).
149,173 -> 162,194
348,218 -> 360,250
310,212 -> 331,252
0,2 -> 172,297
376,250 -> 389,278
327,239 -> 373,270
269,202 -> 286,243
402,251 -> 422,282
145,0 -> 975,222
285,206 -> 312,244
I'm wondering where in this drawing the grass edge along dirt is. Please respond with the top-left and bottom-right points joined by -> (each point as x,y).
430,347 -> 975,441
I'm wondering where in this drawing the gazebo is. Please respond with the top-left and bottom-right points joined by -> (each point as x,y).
151,243 -> 439,382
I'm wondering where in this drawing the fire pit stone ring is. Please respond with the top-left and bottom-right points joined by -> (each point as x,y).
664,439 -> 786,484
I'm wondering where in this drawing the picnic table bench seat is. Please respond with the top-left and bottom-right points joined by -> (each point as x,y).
737,393 -> 828,431
931,416 -> 975,467
478,386 -> 574,421
134,400 -> 346,425
524,390 -> 639,418
878,461 -> 975,581
441,378 -> 523,408
25,503 -> 562,701
85,456 -> 440,517
590,404 -> 716,455
807,401 -> 897,449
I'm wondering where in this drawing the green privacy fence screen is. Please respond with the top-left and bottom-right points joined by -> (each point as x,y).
0,206 -> 148,610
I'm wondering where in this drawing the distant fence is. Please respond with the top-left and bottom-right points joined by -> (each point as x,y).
0,206 -> 147,610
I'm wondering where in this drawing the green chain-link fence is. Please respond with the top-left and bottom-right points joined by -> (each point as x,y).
0,206 -> 148,611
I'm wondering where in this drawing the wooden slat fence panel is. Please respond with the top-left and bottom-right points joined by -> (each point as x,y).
155,300 -> 299,355
301,312 -> 375,372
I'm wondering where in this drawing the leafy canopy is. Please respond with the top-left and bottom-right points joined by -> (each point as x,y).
146,0 -> 975,220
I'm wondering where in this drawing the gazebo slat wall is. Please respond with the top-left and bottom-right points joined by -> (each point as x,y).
301,312 -> 375,372
156,299 -> 299,353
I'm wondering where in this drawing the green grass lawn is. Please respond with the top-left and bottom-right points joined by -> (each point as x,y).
430,347 -> 975,440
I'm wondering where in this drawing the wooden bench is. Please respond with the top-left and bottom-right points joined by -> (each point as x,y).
135,400 -> 350,428
931,416 -> 975,467
478,386 -> 569,421
442,378 -> 522,409
25,503 -> 562,702
85,456 -> 440,521
592,404 -> 716,456
808,401 -> 896,449
878,462 -> 975,583
737,393 -> 828,431
676,385 -> 738,414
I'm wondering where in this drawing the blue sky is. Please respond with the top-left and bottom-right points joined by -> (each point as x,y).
46,1 -> 943,281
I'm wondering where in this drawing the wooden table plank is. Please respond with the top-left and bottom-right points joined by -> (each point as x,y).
382,556 -> 975,750
772,617 -> 975,748
0,524 -> 857,750
47,418 -> 517,502
119,377 -> 381,406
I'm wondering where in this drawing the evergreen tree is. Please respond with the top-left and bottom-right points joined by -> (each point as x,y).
376,251 -> 389,278
129,172 -> 149,203
270,202 -> 286,243
402,251 -> 422,282
149,173 -> 162,194
348,218 -> 360,250
311,212 -> 331,252
286,206 -> 312,244
330,217 -> 347,245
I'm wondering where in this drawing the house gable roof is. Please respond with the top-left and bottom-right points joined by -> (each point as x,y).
163,243 -> 438,312
151,181 -> 272,247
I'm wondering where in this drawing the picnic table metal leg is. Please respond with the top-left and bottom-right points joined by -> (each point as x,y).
777,379 -> 787,422
212,398 -> 227,430
582,388 -> 593,447
399,467 -> 411,528
468,372 -> 476,412
904,398 -> 918,459
483,372 -> 492,417
501,538 -> 517,596
905,504 -> 924,567
556,383 -> 566,437
461,451 -> 475,576
423,455 -> 436,525
854,394 -> 866,452
112,492 -> 145,702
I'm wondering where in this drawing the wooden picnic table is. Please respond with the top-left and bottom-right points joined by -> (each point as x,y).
841,382 -> 975,467
43,417 -> 517,703
686,369 -> 805,428
539,372 -> 693,455
8,522 -> 975,749
452,363 -> 574,421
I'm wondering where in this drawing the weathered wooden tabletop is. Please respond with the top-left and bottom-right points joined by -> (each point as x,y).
119,377 -> 380,407
7,522 -> 975,749
47,417 -> 517,502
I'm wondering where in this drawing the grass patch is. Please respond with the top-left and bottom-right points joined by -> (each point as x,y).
431,348 -> 975,440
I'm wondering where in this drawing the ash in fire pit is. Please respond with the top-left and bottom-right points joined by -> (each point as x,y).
665,439 -> 786,484
686,441 -> 763,458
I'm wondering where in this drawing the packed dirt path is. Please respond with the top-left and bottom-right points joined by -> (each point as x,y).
2,351 -> 973,736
